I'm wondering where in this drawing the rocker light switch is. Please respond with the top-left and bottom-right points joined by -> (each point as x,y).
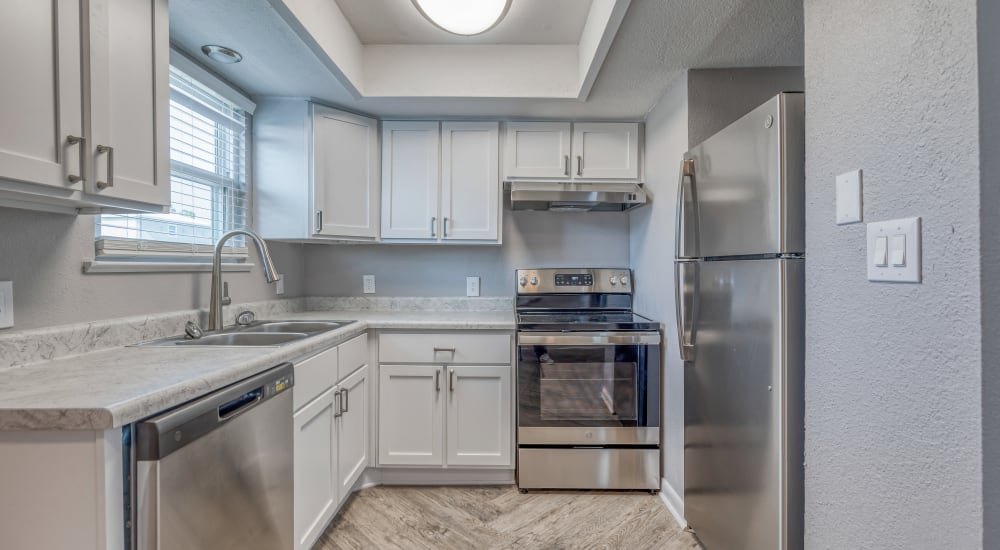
874,236 -> 888,267
890,234 -> 906,266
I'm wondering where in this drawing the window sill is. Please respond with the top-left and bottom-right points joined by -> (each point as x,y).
82,260 -> 255,274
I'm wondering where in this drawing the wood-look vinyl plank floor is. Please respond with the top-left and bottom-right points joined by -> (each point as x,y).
315,485 -> 703,550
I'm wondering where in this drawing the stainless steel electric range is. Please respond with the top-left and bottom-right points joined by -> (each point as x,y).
515,268 -> 661,493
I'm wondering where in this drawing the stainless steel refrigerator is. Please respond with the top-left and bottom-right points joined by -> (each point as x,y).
675,92 -> 804,550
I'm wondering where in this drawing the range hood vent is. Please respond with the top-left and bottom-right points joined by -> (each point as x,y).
506,181 -> 647,212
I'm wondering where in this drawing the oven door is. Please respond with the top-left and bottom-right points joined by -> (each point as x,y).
517,331 -> 660,445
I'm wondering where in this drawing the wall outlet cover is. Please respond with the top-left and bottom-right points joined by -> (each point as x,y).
363,275 -> 376,294
0,281 -> 12,329
466,276 -> 481,297
836,169 -> 863,225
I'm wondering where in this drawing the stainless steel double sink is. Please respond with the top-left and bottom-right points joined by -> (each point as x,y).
140,320 -> 355,348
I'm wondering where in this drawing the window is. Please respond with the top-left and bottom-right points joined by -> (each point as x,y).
96,65 -> 250,259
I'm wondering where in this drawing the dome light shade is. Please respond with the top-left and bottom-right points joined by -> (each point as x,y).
412,0 -> 512,36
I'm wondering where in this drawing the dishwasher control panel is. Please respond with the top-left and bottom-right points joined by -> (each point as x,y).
266,372 -> 294,397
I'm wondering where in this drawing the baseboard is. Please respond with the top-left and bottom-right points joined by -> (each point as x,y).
658,478 -> 686,528
378,467 -> 516,486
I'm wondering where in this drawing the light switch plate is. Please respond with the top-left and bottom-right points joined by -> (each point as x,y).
867,217 -> 921,283
362,275 -> 375,294
466,276 -> 480,297
0,281 -> 12,329
836,169 -> 863,224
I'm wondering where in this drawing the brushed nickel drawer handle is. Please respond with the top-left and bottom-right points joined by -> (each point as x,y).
96,144 -> 114,190
433,346 -> 456,353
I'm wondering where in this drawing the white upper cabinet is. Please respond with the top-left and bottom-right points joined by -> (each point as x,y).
380,121 -> 441,240
0,0 -> 84,193
0,0 -> 170,213
503,122 -> 571,179
503,121 -> 642,182
441,122 -> 500,241
571,122 -> 640,180
254,100 -> 378,241
313,106 -> 379,239
85,0 -> 170,206
381,121 -> 501,244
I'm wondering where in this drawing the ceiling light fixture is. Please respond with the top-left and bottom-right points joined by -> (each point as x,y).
412,0 -> 512,36
201,45 -> 243,64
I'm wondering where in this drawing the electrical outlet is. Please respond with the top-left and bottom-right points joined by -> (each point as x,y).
363,275 -> 376,294
275,274 -> 285,295
466,276 -> 480,297
0,281 -> 13,329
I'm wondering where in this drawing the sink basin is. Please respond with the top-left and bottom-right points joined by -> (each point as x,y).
240,321 -> 353,333
172,332 -> 309,347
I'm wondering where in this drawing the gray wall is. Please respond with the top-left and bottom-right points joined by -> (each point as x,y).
0,207 -> 305,331
688,67 -> 804,146
304,209 -> 630,296
803,2 -> 983,548
979,0 -> 1000,546
628,72 -> 688,507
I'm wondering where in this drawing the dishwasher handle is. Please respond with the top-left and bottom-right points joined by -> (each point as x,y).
135,363 -> 294,461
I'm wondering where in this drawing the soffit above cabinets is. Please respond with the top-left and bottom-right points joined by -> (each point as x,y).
168,0 -> 804,118
267,0 -> 627,100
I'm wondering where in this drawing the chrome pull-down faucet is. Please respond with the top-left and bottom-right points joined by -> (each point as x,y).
208,229 -> 280,331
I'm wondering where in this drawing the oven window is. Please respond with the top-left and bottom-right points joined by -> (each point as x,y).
518,343 -> 653,428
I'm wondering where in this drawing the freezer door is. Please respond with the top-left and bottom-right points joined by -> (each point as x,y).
684,93 -> 804,257
684,258 -> 804,550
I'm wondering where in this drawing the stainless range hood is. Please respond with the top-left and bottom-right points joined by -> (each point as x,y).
506,182 -> 648,212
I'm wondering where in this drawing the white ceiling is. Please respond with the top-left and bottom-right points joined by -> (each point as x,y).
335,0 -> 592,45
169,0 -> 804,119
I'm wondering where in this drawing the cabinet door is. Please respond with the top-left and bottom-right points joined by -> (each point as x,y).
571,122 -> 640,180
441,122 -> 499,241
0,0 -> 84,191
336,365 -> 369,500
381,121 -> 440,240
503,122 -> 571,179
446,366 -> 512,467
86,0 -> 170,206
312,106 -> 378,238
293,387 -> 339,550
378,365 -> 444,466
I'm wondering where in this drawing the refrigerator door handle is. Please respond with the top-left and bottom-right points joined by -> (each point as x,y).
675,159 -> 699,259
674,260 -> 698,361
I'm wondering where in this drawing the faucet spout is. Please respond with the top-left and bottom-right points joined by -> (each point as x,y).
208,229 -> 280,331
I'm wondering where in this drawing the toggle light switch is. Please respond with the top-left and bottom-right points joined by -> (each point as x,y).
874,236 -> 888,267
890,234 -> 906,266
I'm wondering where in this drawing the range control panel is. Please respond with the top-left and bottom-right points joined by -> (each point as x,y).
516,268 -> 632,294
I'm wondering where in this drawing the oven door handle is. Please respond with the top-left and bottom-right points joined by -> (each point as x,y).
517,332 -> 661,346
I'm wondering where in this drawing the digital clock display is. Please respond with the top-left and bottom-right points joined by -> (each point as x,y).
554,274 -> 593,286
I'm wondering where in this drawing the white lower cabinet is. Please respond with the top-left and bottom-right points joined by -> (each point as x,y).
336,365 -> 369,495
378,365 -> 445,466
377,332 -> 513,469
446,366 -> 512,467
293,386 -> 339,550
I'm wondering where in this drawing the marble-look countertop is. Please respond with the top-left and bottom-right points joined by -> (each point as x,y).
0,309 -> 515,431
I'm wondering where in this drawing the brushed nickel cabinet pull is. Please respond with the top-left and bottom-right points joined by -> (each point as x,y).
96,144 -> 114,189
431,216 -> 437,238
576,155 -> 583,177
449,369 -> 455,392
563,155 -> 570,176
315,210 -> 323,233
435,369 -> 441,392
66,135 -> 85,184
443,217 -> 449,237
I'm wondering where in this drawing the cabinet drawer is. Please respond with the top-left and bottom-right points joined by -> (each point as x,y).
338,333 -> 368,381
379,332 -> 511,364
293,345 -> 339,411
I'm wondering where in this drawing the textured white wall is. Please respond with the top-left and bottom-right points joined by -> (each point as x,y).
628,73 -> 688,507
803,2 -> 983,548
304,209 -> 630,296
0,207 -> 305,331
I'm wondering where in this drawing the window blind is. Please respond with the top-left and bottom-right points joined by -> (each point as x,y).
96,65 -> 250,258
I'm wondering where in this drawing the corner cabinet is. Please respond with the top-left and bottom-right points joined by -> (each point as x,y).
293,335 -> 370,550
381,121 -> 501,244
0,0 -> 170,214
377,332 -> 514,468
504,121 -> 641,182
254,100 -> 379,242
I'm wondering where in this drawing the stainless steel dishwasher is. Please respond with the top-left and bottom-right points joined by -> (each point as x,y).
133,363 -> 294,550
